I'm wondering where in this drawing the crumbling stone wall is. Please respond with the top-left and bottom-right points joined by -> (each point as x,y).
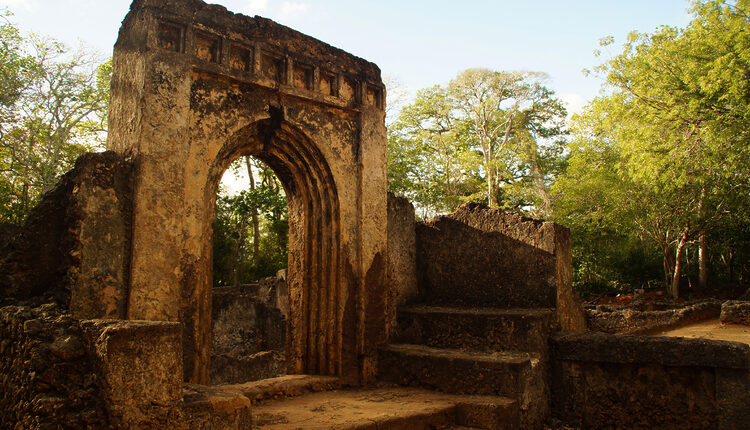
211,284 -> 286,384
81,319 -> 183,428
587,300 -> 721,334
721,300 -> 750,325
387,193 -> 418,307
415,202 -> 585,330
0,151 -> 132,320
386,193 -> 418,340
0,304 -> 109,429
551,332 -> 750,429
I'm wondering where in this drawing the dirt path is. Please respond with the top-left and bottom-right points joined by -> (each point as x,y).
654,319 -> 750,345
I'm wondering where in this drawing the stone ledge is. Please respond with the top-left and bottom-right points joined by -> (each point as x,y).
721,300 -> 750,325
551,331 -> 750,369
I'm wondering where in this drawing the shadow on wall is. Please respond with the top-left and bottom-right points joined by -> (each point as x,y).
417,216 -> 556,308
211,274 -> 288,384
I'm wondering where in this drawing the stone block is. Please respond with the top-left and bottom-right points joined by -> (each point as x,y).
720,300 -> 750,326
81,319 -> 182,428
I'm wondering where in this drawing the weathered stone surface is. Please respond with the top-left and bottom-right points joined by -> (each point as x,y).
231,374 -> 345,404
587,300 -> 722,334
211,285 -> 286,384
0,152 -> 132,320
109,0 -> 387,383
183,384 -> 253,430
394,305 -> 554,354
81,319 -> 183,428
552,331 -> 750,368
415,202 -> 585,330
551,331 -> 750,429
0,304 -> 109,429
250,387 -> 515,429
721,300 -> 750,325
387,192 -> 418,307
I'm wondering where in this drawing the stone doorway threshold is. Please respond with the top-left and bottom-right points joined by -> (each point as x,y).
183,375 -> 517,429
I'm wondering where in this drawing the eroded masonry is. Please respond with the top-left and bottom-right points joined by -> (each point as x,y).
1,0 -> 749,429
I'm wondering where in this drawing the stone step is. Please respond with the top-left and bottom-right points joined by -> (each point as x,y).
251,386 -> 518,429
394,305 -> 555,354
378,343 -> 537,398
229,374 -> 346,404
183,383 -> 253,429
378,343 -> 547,428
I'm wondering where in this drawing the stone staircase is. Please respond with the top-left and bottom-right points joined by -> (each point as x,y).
182,374 -> 520,429
378,305 -> 556,429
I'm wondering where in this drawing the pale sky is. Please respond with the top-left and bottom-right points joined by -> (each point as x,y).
5,0 -> 692,115
3,0 -> 693,191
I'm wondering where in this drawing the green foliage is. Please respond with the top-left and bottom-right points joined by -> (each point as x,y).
0,12 -> 110,224
552,0 -> 750,298
387,69 -> 567,219
212,158 -> 288,287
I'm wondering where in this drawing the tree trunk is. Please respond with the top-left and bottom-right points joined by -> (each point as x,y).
482,142 -> 495,207
245,157 -> 260,272
661,244 -> 674,289
231,217 -> 247,287
699,233 -> 708,289
698,187 -> 708,289
669,224 -> 690,300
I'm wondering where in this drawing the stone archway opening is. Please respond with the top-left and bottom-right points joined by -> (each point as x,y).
204,117 -> 343,380
209,155 -> 290,384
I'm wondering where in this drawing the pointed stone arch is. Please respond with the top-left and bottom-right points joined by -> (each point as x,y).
207,116 -> 344,376
108,0 -> 388,384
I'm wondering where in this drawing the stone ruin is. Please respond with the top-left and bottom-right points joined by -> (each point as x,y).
1,0 -> 749,428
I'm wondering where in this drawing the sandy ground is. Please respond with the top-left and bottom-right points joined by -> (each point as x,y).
655,319 -> 750,345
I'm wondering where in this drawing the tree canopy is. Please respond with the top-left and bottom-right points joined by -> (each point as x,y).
0,11 -> 110,223
552,0 -> 750,298
387,68 -> 567,219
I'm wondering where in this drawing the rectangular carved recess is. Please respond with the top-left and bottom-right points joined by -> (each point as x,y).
366,85 -> 382,108
293,63 -> 314,90
229,43 -> 253,72
319,71 -> 337,96
195,31 -> 221,63
261,51 -> 285,84
340,76 -> 358,102
157,20 -> 184,53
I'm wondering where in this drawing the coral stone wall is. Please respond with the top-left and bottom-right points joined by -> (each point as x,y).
551,332 -> 750,429
387,192 -> 418,307
415,202 -> 585,330
211,284 -> 286,384
721,301 -> 750,325
0,304 -> 108,429
0,152 -> 132,320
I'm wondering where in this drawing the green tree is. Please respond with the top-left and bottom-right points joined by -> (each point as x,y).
212,158 -> 288,287
553,0 -> 750,298
387,69 -> 567,218
0,14 -> 110,223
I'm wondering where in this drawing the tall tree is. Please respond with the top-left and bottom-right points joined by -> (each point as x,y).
387,69 -> 566,218
553,0 -> 750,298
0,16 -> 110,223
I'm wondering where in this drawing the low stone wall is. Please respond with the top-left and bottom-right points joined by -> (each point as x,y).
0,151 -> 132,320
551,332 -> 750,429
415,202 -> 585,330
0,304 -> 109,429
211,285 -> 286,384
587,300 -> 721,334
387,192 -> 418,307
721,301 -> 750,325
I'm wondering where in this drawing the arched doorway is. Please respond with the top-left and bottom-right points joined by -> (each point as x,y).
207,117 -> 342,377
108,0 -> 388,385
